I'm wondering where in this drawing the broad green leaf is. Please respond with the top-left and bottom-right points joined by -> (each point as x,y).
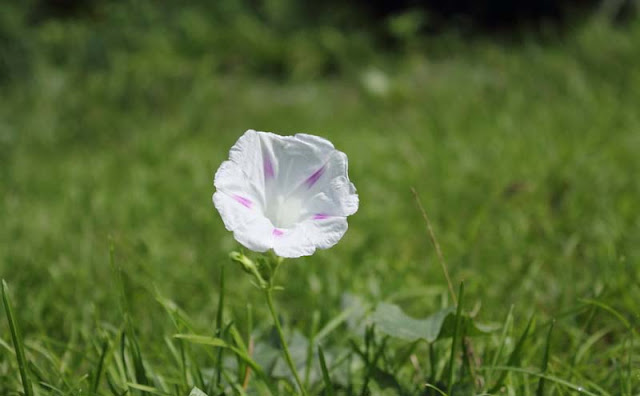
372,302 -> 495,342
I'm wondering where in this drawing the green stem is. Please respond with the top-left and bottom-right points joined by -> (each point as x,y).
265,289 -> 308,396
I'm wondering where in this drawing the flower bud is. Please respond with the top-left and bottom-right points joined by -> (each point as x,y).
229,251 -> 256,274
229,251 -> 268,288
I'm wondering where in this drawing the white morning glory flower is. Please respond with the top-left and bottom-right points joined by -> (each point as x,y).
213,129 -> 359,258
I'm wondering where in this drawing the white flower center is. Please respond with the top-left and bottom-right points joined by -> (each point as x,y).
264,193 -> 305,229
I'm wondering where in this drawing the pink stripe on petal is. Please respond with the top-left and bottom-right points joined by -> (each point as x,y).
305,166 -> 326,188
233,195 -> 253,208
313,214 -> 330,220
272,228 -> 284,236
263,155 -> 274,179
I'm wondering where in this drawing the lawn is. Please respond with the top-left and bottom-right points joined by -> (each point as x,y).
1,3 -> 639,394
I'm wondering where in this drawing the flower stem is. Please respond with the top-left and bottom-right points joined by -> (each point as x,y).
265,288 -> 308,396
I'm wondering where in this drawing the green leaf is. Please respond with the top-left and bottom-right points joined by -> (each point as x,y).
372,302 -> 494,343
373,303 -> 453,342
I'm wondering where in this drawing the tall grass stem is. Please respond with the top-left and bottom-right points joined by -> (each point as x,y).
411,187 -> 457,305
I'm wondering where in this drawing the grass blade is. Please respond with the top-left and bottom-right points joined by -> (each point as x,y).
2,279 -> 34,396
487,304 -> 514,384
551,357 -> 611,395
488,313 -> 535,394
106,371 -> 126,396
318,345 -> 335,396
487,366 -> 601,396
304,310 -> 320,388
428,343 -> 436,385
120,331 -> 130,381
214,264 -> 225,390
110,240 -> 149,391
315,303 -> 369,343
536,319 -> 554,396
425,383 -> 447,396
92,338 -> 110,394
242,303 -> 254,391
626,332 -> 633,396
446,281 -> 464,395
174,334 -> 228,347
579,298 -> 632,331
174,333 -> 268,380
126,382 -> 171,395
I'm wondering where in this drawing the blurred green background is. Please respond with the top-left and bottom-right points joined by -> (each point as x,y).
1,0 -> 639,391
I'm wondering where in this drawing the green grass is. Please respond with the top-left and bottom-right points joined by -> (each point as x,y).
1,3 -> 640,394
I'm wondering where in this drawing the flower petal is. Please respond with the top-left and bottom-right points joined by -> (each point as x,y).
264,133 -> 336,196
226,130 -> 269,204
214,159 -> 264,207
231,215 -> 274,253
301,151 -> 359,217
213,190 -> 255,233
272,216 -> 348,258
213,190 -> 276,252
